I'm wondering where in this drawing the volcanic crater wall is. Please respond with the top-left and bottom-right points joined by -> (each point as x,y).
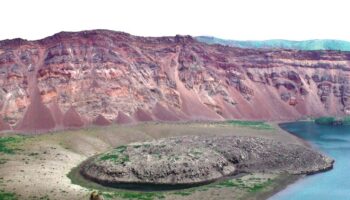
0,30 -> 349,132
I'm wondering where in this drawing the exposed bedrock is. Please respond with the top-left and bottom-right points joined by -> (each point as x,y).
0,114 -> 11,131
80,136 -> 333,185
1,30 -> 350,132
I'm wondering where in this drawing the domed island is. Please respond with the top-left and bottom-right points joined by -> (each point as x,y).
79,135 -> 333,189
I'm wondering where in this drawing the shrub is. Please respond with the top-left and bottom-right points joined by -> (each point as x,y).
343,116 -> 350,125
314,117 -> 336,125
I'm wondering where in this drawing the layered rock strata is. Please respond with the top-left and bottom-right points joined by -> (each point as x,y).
1,30 -> 350,132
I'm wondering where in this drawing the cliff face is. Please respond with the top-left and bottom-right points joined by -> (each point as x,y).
0,30 -> 349,132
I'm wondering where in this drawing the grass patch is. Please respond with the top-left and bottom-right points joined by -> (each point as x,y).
0,190 -> 17,200
172,191 -> 192,196
225,120 -> 274,130
99,145 -> 129,164
0,136 -> 26,154
213,178 -> 247,189
100,153 -> 130,164
247,179 -> 273,193
103,191 -> 165,200
115,145 -> 127,153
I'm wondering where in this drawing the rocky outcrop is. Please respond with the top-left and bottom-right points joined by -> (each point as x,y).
1,30 -> 350,132
93,114 -> 111,126
15,86 -> 55,132
133,108 -> 154,122
0,115 -> 11,131
49,100 -> 64,127
80,136 -> 333,186
63,107 -> 84,128
115,111 -> 134,124
152,103 -> 180,121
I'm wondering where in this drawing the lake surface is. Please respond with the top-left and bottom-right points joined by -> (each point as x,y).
269,122 -> 350,200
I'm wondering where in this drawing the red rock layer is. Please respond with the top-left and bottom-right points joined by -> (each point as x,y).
134,108 -> 154,122
152,103 -> 180,121
0,115 -> 11,131
63,107 -> 84,128
49,100 -> 64,127
92,114 -> 111,126
15,87 -> 55,132
115,111 -> 134,124
0,30 -> 350,133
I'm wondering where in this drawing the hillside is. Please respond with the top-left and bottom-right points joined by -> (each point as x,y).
0,30 -> 349,132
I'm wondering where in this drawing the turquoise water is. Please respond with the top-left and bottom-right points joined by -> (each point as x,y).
269,122 -> 350,200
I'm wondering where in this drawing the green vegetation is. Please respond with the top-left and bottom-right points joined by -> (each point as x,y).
99,145 -> 129,164
172,191 -> 192,196
100,153 -> 130,164
0,158 -> 8,164
0,136 -> 25,154
215,179 -> 246,188
314,116 -> 350,125
69,161 -> 275,200
69,159 -> 275,200
343,116 -> 350,125
103,191 -> 165,200
248,179 -> 273,193
115,145 -> 127,153
315,117 -> 336,125
0,190 -> 17,200
225,120 -> 274,130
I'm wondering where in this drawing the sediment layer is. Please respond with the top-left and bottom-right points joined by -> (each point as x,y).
1,30 -> 350,132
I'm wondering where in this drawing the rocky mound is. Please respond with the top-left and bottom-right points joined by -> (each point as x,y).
133,108 -> 154,122
152,103 -> 180,121
81,136 -> 333,186
63,107 -> 84,128
115,111 -> 134,124
15,87 -> 55,132
93,114 -> 111,126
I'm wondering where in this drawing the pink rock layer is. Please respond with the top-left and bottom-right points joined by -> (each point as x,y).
115,111 -> 134,124
93,114 -> 111,126
0,30 -> 349,132
0,115 -> 11,131
63,107 -> 84,128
